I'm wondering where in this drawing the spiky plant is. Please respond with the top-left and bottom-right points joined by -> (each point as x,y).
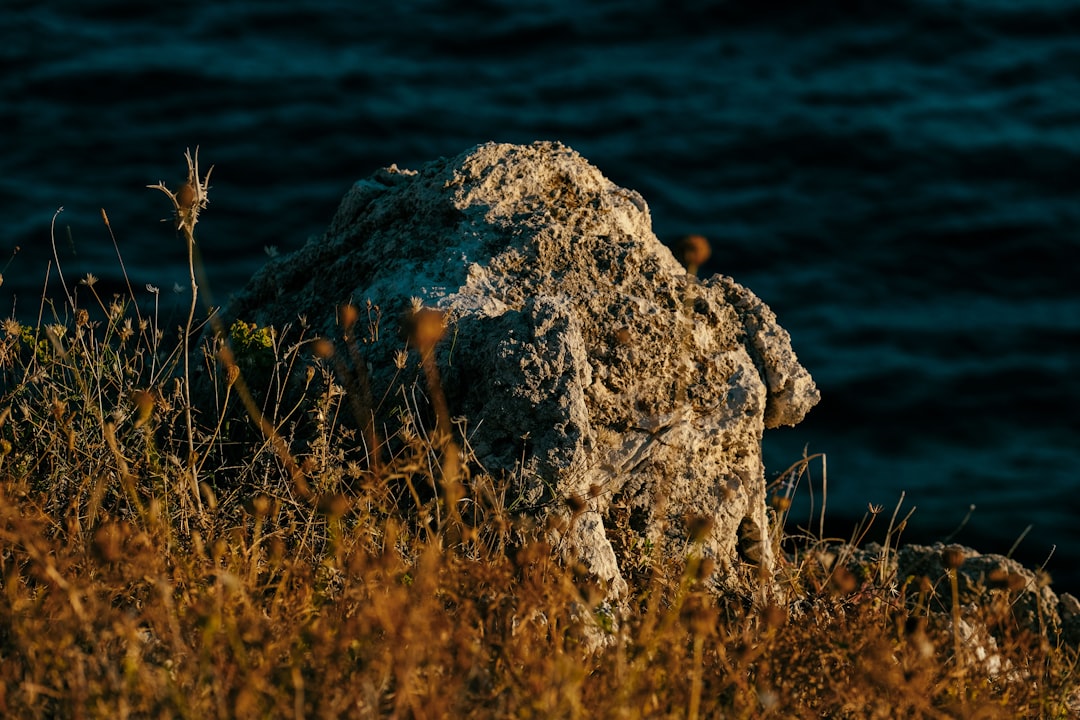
148,147 -> 213,519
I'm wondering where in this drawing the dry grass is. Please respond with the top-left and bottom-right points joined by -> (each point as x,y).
0,177 -> 1077,719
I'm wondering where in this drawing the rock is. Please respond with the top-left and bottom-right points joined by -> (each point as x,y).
218,141 -> 819,598
895,543 -> 1059,627
1059,593 -> 1080,645
856,541 -> 1077,643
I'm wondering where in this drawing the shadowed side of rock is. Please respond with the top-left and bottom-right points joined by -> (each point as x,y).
218,140 -> 820,600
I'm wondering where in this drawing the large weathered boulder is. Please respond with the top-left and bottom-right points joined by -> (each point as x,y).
220,141 -> 819,597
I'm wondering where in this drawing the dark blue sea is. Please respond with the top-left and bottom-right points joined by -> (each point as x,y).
4,1 -> 1079,589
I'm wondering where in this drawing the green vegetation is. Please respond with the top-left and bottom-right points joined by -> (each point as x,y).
0,154 -> 1076,718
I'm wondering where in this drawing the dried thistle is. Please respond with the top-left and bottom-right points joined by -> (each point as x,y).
147,146 -> 214,521
148,147 -> 214,237
225,363 -> 241,389
3,318 -> 21,338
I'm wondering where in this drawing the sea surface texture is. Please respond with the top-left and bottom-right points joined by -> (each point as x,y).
4,1 -> 1078,587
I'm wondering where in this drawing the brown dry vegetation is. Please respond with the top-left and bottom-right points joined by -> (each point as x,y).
0,171 -> 1077,718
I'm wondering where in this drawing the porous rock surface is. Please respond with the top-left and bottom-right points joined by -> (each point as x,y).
893,543 -> 1080,643
848,542 -> 1080,647
221,141 -> 820,597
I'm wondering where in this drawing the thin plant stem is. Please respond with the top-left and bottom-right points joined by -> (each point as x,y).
183,224 -> 200,517
101,207 -> 145,332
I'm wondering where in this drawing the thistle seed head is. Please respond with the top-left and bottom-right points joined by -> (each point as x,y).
176,181 -> 196,210
148,147 -> 213,236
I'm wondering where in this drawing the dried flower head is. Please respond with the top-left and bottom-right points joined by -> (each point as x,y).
676,234 -> 711,272
988,568 -> 1029,592
148,147 -> 214,236
687,514 -> 715,543
565,494 -> 587,514
405,307 -> 446,351
131,389 -> 155,428
941,545 -> 967,570
312,338 -> 334,359
176,182 -> 196,211
339,304 -> 359,331
249,494 -> 271,518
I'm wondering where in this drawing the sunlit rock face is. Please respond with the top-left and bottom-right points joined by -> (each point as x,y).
224,141 -> 819,598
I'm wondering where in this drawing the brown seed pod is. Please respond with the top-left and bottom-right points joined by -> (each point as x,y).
687,514 -> 715,543
941,545 -> 967,570
676,234 -> 712,270
565,494 -> 587,514
406,307 -> 447,350
988,568 -> 1029,592
132,389 -> 155,428
339,303 -> 359,331
771,495 -> 792,512
176,181 -> 196,210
